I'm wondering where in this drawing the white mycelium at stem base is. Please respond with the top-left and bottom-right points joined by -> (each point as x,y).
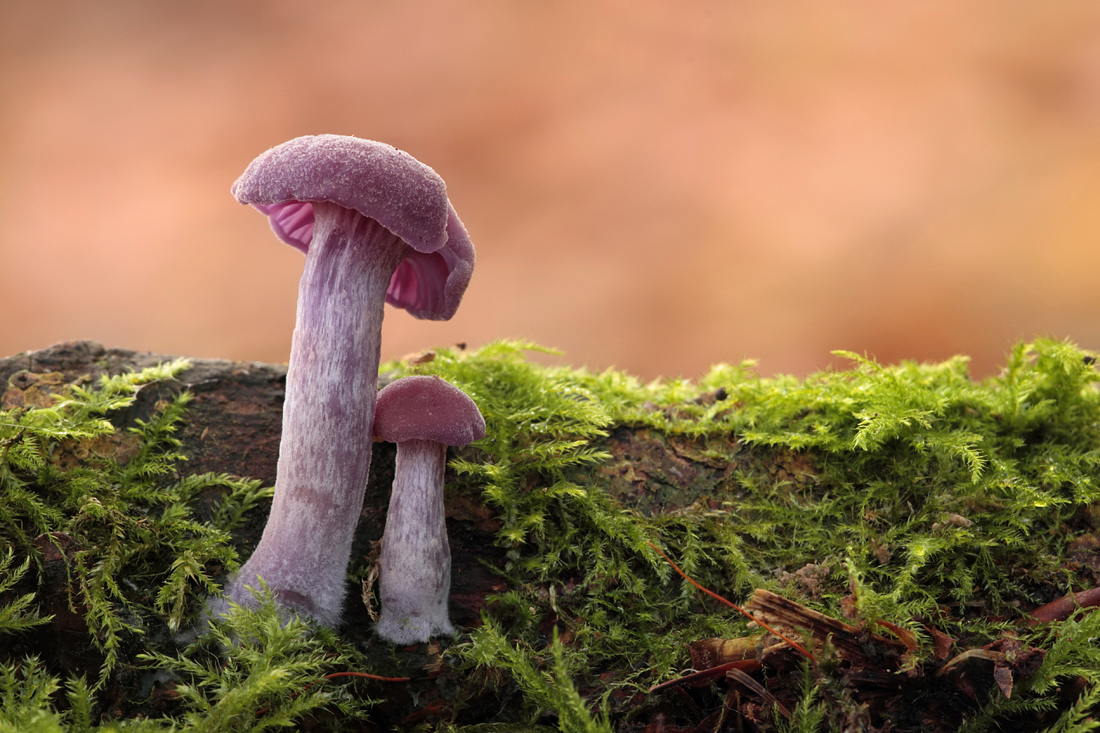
376,438 -> 454,643
226,204 -> 407,626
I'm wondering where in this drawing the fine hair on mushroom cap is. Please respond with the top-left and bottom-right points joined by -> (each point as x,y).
373,375 -> 486,447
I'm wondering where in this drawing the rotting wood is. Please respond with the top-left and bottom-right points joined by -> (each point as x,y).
745,588 -> 909,669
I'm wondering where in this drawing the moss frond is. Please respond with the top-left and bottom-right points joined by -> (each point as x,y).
0,361 -> 265,685
0,547 -> 51,635
141,583 -> 378,731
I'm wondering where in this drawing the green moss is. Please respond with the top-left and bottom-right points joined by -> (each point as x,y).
1,586 -> 378,732
0,361 -> 390,730
0,548 -> 50,635
395,338 -> 1100,729
3,338 -> 1100,730
138,583 -> 379,731
0,361 -> 274,684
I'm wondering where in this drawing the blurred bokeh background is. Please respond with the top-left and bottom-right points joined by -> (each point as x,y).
2,1 -> 1100,381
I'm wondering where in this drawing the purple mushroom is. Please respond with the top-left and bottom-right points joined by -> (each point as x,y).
372,376 -> 485,644
222,135 -> 475,627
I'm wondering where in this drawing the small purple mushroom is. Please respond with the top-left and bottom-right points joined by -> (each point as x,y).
222,135 -> 475,627
372,376 -> 485,644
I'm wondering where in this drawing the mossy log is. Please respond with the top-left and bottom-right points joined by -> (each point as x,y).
4,338 -> 1100,732
0,340 -> 781,623
0,340 -> 803,727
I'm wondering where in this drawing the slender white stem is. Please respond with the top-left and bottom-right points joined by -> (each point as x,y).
376,438 -> 454,644
224,202 -> 407,627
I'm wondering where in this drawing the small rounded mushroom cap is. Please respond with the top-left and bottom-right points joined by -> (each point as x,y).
374,376 -> 485,447
232,134 -> 475,321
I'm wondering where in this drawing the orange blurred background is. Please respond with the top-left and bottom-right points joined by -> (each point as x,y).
3,1 -> 1100,381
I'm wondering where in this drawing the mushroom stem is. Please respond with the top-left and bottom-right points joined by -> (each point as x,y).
226,202 -> 408,626
377,438 -> 454,644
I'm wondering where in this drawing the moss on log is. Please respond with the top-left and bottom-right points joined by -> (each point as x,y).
3,338 -> 1100,732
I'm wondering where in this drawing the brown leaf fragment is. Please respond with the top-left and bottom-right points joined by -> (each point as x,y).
993,663 -> 1013,699
928,626 -> 956,660
875,619 -> 918,653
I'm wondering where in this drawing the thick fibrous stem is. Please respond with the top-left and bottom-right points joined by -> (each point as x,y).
224,202 -> 408,626
376,438 -> 454,643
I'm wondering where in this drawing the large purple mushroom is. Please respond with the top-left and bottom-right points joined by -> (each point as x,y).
372,376 -> 485,644
221,135 -> 475,627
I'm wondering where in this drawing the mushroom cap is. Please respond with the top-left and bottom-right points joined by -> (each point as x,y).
232,134 -> 475,321
374,376 -> 486,447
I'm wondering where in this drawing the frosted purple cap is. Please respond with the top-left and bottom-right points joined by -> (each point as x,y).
232,134 -> 475,321
374,376 -> 485,446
